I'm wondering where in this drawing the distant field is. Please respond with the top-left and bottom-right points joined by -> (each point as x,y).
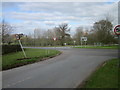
81,58 -> 118,88
2,48 -> 61,70
74,45 -> 118,49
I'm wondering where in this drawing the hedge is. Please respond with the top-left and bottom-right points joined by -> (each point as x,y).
2,45 -> 22,55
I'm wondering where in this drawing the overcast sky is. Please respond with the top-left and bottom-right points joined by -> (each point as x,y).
2,1 -> 118,35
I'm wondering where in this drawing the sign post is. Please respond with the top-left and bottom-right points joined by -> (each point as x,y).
46,36 -> 49,55
114,25 -> 120,67
53,37 -> 57,50
118,35 -> 120,60
80,37 -> 84,46
15,34 -> 27,58
84,37 -> 87,47
18,40 -> 27,58
81,37 -> 87,46
73,41 -> 76,46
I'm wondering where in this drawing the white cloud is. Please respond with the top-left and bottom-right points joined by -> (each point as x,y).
11,21 -> 46,35
9,11 -> 83,22
17,2 -> 118,22
3,2 -> 118,35
57,21 -> 70,25
3,0 -> 119,2
44,21 -> 55,26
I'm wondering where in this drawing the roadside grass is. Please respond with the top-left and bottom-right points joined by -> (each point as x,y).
74,45 -> 118,49
2,48 -> 61,70
81,58 -> 118,88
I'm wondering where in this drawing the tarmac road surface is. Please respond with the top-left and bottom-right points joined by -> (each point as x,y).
2,47 -> 117,88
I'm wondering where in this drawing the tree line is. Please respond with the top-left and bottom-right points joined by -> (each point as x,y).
1,19 -> 118,46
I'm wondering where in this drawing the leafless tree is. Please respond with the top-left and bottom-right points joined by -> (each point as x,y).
54,23 -> 70,46
74,27 -> 84,45
1,20 -> 14,44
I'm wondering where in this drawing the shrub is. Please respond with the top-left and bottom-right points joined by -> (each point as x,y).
2,45 -> 22,55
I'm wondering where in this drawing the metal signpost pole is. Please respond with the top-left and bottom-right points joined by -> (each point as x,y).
85,37 -> 87,47
118,1 -> 120,68
55,41 -> 56,50
46,36 -> 48,56
118,35 -> 120,67
116,35 -> 120,67
81,40 -> 82,46
74,41 -> 76,47
15,34 -> 27,58
46,44 -> 47,56
114,25 -> 120,67
19,40 -> 27,58
80,37 -> 82,47
55,40 -> 56,52
53,37 -> 56,51
85,41 -> 86,47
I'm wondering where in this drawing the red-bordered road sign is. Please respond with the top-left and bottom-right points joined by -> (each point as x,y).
114,25 -> 120,35
53,37 -> 57,41
15,34 -> 20,40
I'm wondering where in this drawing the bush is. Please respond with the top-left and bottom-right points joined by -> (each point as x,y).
2,45 -> 22,55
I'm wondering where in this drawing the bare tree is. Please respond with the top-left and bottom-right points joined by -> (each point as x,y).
1,20 -> 14,44
74,27 -> 84,45
54,23 -> 70,46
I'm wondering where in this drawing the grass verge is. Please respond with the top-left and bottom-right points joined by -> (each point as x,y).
74,45 -> 118,49
2,48 -> 61,70
78,58 -> 118,88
